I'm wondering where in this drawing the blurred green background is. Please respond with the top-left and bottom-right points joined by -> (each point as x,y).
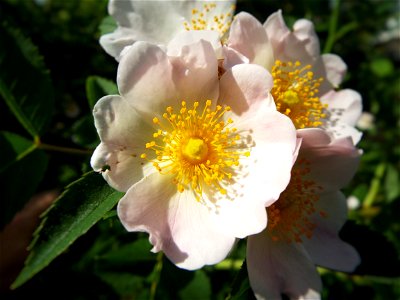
0,0 -> 399,299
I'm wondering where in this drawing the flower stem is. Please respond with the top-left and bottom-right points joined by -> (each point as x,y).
323,0 -> 341,53
149,252 -> 163,300
37,142 -> 93,155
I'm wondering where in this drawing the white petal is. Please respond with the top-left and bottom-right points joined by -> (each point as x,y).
222,46 -> 249,70
219,64 -> 275,118
303,192 -> 360,272
321,89 -> 363,144
99,28 -> 136,62
90,95 -> 155,191
169,38 -> 220,104
303,226 -> 361,272
228,12 -> 274,70
167,30 -> 222,58
118,40 -> 219,116
322,54 -> 347,87
91,143 -> 153,192
299,135 -> 360,192
247,232 -> 322,300
117,42 -> 177,115
117,173 -> 236,270
322,89 -> 363,127
219,64 -> 298,204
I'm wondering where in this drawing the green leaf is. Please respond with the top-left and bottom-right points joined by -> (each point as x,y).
384,164 -> 400,202
86,76 -> 118,109
70,115 -> 100,149
370,58 -> 394,78
178,270 -> 212,300
227,260 -> 256,300
99,15 -> 117,36
0,147 -> 48,229
0,131 -> 36,173
12,172 -> 124,289
96,272 -> 149,299
0,23 -> 54,138
99,238 -> 155,267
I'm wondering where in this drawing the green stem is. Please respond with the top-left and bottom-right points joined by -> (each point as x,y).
323,0 -> 341,53
37,142 -> 92,155
149,252 -> 163,300
363,163 -> 386,208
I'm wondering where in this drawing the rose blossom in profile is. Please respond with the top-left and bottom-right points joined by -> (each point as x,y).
226,10 -> 363,145
91,35 -> 297,270
246,129 -> 361,300
100,0 -> 236,61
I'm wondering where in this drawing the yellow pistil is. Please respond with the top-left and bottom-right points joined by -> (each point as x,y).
267,158 -> 326,243
141,100 -> 250,200
271,60 -> 327,129
183,3 -> 235,39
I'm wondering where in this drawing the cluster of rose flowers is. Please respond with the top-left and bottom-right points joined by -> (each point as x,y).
90,1 -> 363,299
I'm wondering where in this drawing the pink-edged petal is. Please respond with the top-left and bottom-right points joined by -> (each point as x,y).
90,95 -> 155,191
296,128 -> 332,147
219,64 -> 298,206
228,12 -> 274,70
169,39 -> 219,105
304,191 -> 360,271
300,136 -> 360,192
264,11 -> 316,65
222,46 -> 249,70
168,30 -> 223,59
117,42 -> 177,115
91,143 -> 152,192
321,89 -> 363,144
303,226 -> 360,272
219,64 -> 275,118
109,0 -> 186,43
292,18 -> 320,58
92,95 -> 153,145
99,28 -> 136,62
322,89 -> 363,127
118,40 -> 219,116
322,54 -> 347,87
263,10 -> 290,54
247,232 -> 322,300
117,173 -> 236,270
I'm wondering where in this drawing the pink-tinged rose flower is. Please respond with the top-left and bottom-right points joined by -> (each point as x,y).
227,11 -> 363,144
246,128 -> 361,300
91,38 -> 297,270
100,0 -> 236,61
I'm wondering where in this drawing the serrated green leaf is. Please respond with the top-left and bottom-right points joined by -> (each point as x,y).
0,131 -> 36,173
99,15 -> 117,36
86,76 -> 118,109
0,23 -> 54,138
0,148 -> 48,229
12,172 -> 124,289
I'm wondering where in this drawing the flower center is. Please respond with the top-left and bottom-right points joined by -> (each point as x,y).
267,158 -> 326,243
141,100 -> 250,200
271,60 -> 327,129
182,137 -> 209,164
183,3 -> 235,39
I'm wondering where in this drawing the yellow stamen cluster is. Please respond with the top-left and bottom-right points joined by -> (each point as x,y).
183,3 -> 235,39
271,60 -> 327,129
141,100 -> 250,200
267,158 -> 326,243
